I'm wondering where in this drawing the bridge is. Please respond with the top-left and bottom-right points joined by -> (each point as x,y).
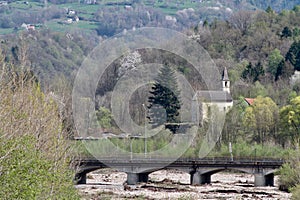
75,157 -> 284,187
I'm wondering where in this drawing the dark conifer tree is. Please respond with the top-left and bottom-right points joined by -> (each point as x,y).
241,62 -> 264,83
281,26 -> 293,38
148,64 -> 181,133
286,41 -> 300,71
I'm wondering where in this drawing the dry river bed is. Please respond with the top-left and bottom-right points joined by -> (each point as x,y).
76,169 -> 291,200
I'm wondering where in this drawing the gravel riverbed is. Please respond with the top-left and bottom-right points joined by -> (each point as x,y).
76,169 -> 291,199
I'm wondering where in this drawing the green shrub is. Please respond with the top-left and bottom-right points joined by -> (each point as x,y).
0,65 -> 79,199
292,185 -> 300,200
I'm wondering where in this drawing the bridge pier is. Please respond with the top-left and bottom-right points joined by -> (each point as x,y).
190,171 -> 211,185
126,172 -> 149,185
254,173 -> 274,187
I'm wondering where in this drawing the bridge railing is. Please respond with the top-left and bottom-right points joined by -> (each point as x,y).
76,156 -> 284,164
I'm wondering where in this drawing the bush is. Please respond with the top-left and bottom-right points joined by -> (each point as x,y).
278,163 -> 300,191
0,62 -> 79,199
207,140 -> 292,159
278,151 -> 300,193
291,185 -> 300,200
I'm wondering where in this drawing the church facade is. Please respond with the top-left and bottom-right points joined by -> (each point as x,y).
193,67 -> 233,123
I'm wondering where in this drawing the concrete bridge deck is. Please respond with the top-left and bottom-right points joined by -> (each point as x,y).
75,157 -> 284,186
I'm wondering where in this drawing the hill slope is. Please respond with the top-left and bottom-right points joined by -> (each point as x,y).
1,0 -> 300,35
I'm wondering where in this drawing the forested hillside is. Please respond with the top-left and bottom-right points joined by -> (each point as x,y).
0,30 -> 97,83
1,5 -> 300,115
192,6 -> 300,104
2,1 -> 300,197
241,0 -> 300,11
0,4 -> 299,108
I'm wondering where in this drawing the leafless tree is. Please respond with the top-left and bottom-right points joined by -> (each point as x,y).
229,10 -> 255,35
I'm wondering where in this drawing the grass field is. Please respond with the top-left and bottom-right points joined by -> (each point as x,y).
0,28 -> 15,35
9,1 -> 44,10
44,19 -> 99,32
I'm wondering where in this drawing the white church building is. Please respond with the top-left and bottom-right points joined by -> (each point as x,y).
193,67 -> 233,123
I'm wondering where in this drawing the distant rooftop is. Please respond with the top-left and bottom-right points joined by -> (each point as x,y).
194,91 -> 232,102
244,98 -> 255,105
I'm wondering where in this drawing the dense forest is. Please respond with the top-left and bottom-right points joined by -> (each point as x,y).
2,3 -> 300,146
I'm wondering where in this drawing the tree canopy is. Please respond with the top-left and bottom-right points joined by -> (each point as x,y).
280,96 -> 300,147
242,96 -> 279,144
286,41 -> 300,71
148,64 -> 181,133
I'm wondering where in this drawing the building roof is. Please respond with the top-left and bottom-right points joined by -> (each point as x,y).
244,98 -> 255,105
222,67 -> 229,81
194,91 -> 233,103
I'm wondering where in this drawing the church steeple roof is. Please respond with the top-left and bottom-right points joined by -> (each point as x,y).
222,67 -> 229,81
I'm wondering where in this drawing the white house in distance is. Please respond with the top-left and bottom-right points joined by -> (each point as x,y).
193,67 -> 233,123
290,70 -> 300,85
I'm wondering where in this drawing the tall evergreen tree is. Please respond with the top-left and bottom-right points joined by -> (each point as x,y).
148,64 -> 181,133
286,41 -> 300,71
281,26 -> 293,38
266,6 -> 274,14
241,62 -> 265,83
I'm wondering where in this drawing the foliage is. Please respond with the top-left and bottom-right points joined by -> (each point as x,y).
278,135 -> 300,198
242,96 -> 279,144
192,7 -> 300,105
222,96 -> 247,143
266,6 -> 274,14
251,81 -> 267,97
1,31 -> 95,83
208,140 -> 292,159
280,96 -> 300,147
5,3 -> 300,197
281,26 -> 293,38
278,150 -> 300,195
267,48 -> 284,80
291,185 -> 300,200
0,4 -> 64,29
286,41 -> 300,71
2,0 -> 300,36
78,129 -> 174,157
96,106 -> 113,130
0,62 -> 79,199
148,64 -> 181,133
1,1 -> 300,109
0,135 -> 51,199
241,62 -> 264,83
279,163 -> 300,192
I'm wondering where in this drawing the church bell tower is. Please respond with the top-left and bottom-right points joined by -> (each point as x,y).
222,67 -> 230,93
